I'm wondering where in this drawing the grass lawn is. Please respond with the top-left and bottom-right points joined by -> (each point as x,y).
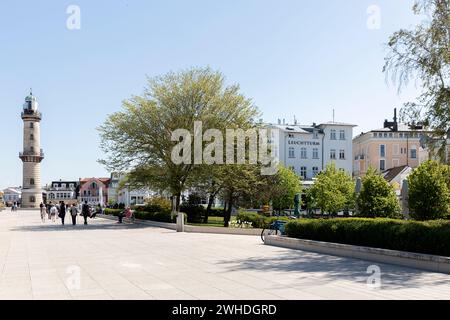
187,216 -> 238,227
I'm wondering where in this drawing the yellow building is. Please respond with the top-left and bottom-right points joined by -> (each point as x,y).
352,109 -> 431,177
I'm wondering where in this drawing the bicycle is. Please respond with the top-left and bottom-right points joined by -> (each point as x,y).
261,220 -> 288,243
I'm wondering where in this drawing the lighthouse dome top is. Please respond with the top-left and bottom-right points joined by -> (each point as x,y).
23,90 -> 39,111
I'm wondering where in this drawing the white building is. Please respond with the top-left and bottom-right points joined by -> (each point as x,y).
267,121 -> 356,181
2,187 -> 22,205
108,173 -> 154,206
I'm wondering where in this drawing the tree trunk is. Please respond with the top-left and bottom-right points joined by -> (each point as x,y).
204,193 -> 215,223
224,191 -> 233,227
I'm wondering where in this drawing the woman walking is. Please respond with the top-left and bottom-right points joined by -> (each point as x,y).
70,203 -> 79,225
39,202 -> 46,222
50,204 -> 58,222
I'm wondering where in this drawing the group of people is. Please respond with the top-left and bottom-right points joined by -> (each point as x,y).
39,201 -> 98,226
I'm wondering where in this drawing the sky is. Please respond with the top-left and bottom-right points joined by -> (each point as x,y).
0,0 -> 425,189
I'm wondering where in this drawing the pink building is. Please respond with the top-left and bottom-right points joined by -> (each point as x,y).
79,178 -> 110,205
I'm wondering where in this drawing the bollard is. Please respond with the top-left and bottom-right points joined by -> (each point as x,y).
176,212 -> 185,232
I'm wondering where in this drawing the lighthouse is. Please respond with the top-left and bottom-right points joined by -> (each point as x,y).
19,90 -> 44,208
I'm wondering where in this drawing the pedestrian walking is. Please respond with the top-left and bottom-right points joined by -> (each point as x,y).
59,201 -> 66,225
39,202 -> 46,222
50,204 -> 58,222
81,201 -> 90,225
46,202 -> 52,220
70,203 -> 79,226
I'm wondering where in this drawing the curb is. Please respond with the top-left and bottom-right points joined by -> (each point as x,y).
264,235 -> 450,274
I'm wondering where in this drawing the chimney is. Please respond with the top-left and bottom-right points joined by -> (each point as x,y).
283,118 -> 285,125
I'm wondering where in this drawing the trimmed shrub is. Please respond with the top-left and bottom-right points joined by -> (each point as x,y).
285,218 -> 450,256
180,204 -> 205,223
236,211 -> 291,229
103,208 -> 123,216
134,211 -> 172,223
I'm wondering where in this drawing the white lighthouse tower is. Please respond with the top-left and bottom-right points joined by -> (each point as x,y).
19,90 -> 44,208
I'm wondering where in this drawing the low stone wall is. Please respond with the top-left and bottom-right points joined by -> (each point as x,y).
99,214 -> 261,235
99,214 -> 177,230
265,235 -> 450,274
184,225 -> 262,236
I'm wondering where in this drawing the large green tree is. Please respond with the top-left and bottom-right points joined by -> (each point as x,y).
356,167 -> 402,218
256,165 -> 302,213
407,160 -> 450,220
383,0 -> 449,162
98,67 -> 259,210
309,163 -> 355,216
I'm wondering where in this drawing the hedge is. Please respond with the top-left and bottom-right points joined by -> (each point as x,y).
103,209 -> 122,216
134,211 -> 173,223
236,211 -> 291,229
285,218 -> 450,256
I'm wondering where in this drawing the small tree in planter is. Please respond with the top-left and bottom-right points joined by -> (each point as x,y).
408,160 -> 450,221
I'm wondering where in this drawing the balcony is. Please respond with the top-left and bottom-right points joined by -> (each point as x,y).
19,149 -> 44,162
21,110 -> 42,120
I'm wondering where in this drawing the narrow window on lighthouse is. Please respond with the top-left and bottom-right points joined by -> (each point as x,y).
30,134 -> 34,140
30,122 -> 34,128
30,178 -> 35,186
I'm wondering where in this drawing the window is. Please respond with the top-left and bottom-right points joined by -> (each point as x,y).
339,149 -> 345,160
30,196 -> 36,203
399,133 -> 403,138
30,146 -> 34,153
53,184 -> 58,188
62,183 -> 66,189
389,133 -> 393,138
373,132 -> 378,138
393,144 -> 399,155
339,130 -> 345,140
380,159 -> 386,171
330,149 -> 336,159
300,166 -> 307,179
384,133 -> 388,138
313,130 -> 319,139
289,166 -> 295,171
410,148 -> 417,159
30,122 -> 34,128
330,130 -> 336,140
312,148 -> 319,159
300,147 -> 307,159
30,134 -> 34,140
380,144 -> 386,157
312,167 -> 319,177
288,147 -> 295,158
30,178 -> 35,186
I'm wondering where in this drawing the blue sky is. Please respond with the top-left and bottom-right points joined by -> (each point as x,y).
0,0 -> 423,189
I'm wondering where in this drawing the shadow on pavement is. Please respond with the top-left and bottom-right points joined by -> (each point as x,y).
215,250 -> 450,290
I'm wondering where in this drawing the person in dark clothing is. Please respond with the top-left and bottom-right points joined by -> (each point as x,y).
81,201 -> 90,225
59,201 -> 66,225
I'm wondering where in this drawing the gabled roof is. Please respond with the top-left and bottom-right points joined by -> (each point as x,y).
382,165 -> 410,182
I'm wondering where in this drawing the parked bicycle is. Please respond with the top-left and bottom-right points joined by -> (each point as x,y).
261,220 -> 288,243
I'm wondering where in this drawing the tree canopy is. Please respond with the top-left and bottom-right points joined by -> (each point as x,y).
383,0 -> 449,162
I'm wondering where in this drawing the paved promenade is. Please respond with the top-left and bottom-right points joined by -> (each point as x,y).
0,209 -> 449,300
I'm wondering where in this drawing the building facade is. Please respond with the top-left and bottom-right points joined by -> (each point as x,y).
352,109 -> 430,177
267,120 -> 356,181
46,180 -> 80,205
19,92 -> 44,208
2,187 -> 22,206
79,178 -> 110,205
108,172 -> 153,206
